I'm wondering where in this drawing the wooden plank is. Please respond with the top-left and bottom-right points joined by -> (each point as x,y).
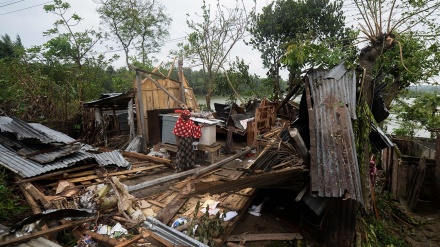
160,143 -> 178,153
227,233 -> 303,242
0,218 -> 93,247
215,169 -> 243,180
407,157 -> 427,211
148,200 -> 166,208
45,165 -> 162,187
192,147 -> 251,178
185,166 -> 306,198
126,167 -> 197,193
18,183 -> 42,214
155,183 -> 191,224
143,230 -> 174,247
78,228 -> 120,246
114,234 -> 143,247
24,182 -> 51,208
16,164 -> 97,183
136,73 -> 148,149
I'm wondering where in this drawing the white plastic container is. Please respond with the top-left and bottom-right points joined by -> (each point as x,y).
199,125 -> 216,145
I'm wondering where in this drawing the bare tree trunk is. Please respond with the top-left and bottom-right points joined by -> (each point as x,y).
358,34 -> 396,211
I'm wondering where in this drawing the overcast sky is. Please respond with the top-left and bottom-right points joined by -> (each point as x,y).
0,0 -> 284,78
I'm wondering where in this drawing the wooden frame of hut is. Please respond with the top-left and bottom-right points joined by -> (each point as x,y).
134,59 -> 199,149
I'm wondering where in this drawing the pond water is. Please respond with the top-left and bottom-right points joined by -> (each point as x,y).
195,95 -> 229,109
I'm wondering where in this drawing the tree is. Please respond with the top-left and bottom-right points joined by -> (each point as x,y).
43,0 -> 103,101
179,0 -> 253,110
96,0 -> 171,69
0,34 -> 23,59
352,0 -> 440,210
215,57 -> 270,102
392,92 -> 440,138
248,0 -> 354,99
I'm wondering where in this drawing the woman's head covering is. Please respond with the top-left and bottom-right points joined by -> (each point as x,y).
181,110 -> 191,117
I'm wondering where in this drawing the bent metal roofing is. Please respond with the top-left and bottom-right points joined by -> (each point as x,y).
307,63 -> 363,203
0,116 -> 130,178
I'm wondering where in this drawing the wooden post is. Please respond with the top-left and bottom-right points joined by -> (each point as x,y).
178,58 -> 185,103
136,72 -> 148,150
289,128 -> 309,163
128,98 -> 135,142
97,107 -> 107,147
112,106 -> 120,134
167,57 -> 176,78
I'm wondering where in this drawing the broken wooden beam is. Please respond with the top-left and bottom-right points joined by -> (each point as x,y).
114,234 -> 143,247
23,182 -> 51,208
126,169 -> 193,193
155,187 -> 190,224
275,82 -> 302,112
78,228 -> 120,246
227,232 -> 303,242
192,147 -> 251,179
0,218 -> 93,247
16,164 -> 97,184
45,165 -> 164,187
289,128 -> 309,163
126,149 -> 251,193
185,166 -> 307,198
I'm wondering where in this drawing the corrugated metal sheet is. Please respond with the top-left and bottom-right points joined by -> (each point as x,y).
307,63 -> 363,203
317,63 -> 357,119
302,188 -> 329,215
24,143 -> 82,164
370,123 -> 394,153
0,143 -> 90,178
0,117 -> 130,177
89,150 -> 131,168
0,117 -> 54,143
83,91 -> 134,109
29,123 -> 76,143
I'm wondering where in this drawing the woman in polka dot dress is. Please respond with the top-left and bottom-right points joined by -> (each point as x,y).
172,110 -> 202,172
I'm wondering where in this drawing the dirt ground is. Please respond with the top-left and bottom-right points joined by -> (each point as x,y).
400,201 -> 440,247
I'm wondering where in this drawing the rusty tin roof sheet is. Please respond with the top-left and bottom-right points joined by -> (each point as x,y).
307,63 -> 363,203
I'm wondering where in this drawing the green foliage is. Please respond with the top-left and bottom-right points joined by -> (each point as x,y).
96,0 -> 171,68
391,92 -> 440,137
178,0 -> 252,109
0,34 -> 23,59
248,0 -> 355,96
187,201 -> 225,246
215,57 -> 272,101
0,168 -> 30,221
367,220 -> 409,247
373,33 -> 440,99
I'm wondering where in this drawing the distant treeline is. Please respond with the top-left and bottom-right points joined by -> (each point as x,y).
407,85 -> 439,96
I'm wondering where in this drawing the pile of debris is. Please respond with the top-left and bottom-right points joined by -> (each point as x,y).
0,113 -> 308,246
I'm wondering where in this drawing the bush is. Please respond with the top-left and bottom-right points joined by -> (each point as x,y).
0,167 -> 30,223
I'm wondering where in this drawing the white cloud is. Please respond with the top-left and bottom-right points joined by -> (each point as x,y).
0,0 -> 289,78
